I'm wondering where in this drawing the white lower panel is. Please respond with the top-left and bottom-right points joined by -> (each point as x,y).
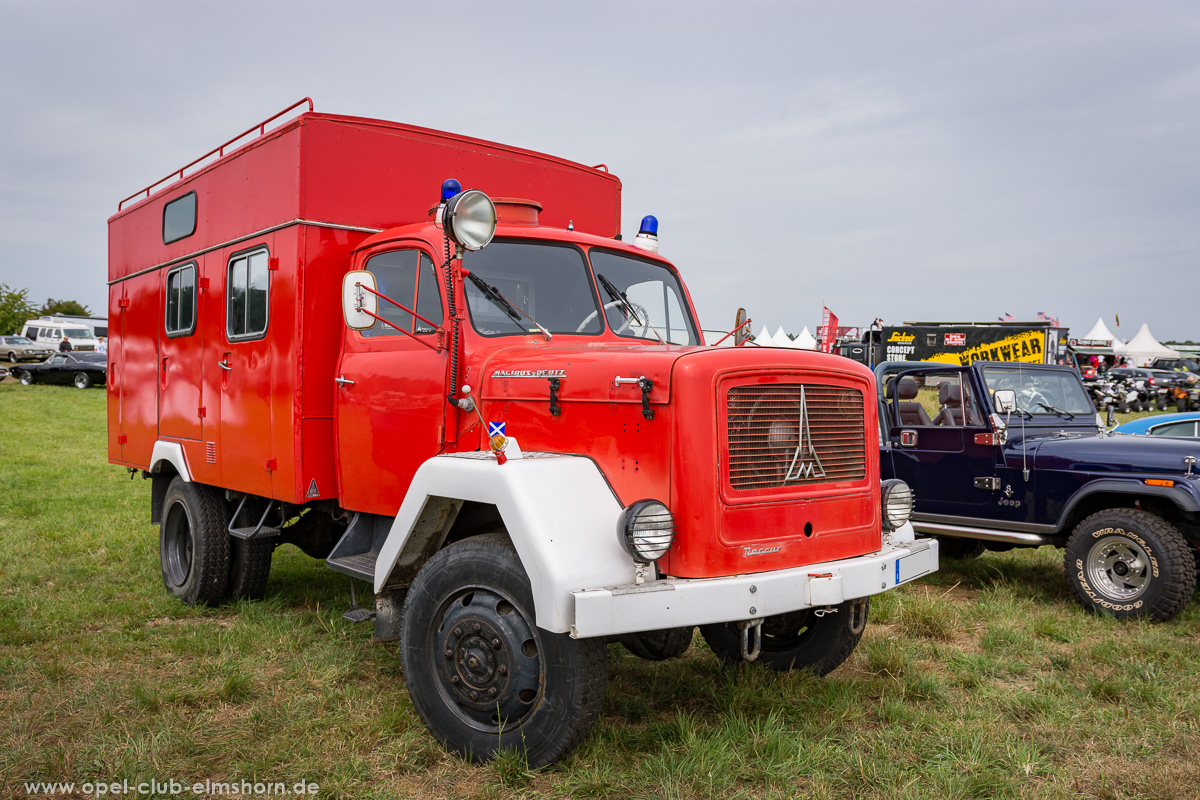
570,538 -> 939,639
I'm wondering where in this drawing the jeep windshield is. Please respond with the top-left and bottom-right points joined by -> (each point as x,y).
982,366 -> 1095,417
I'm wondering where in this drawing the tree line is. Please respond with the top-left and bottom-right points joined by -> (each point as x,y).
0,284 -> 92,335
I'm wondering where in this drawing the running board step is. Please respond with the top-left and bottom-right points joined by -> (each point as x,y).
325,512 -> 394,582
229,526 -> 281,540
326,551 -> 378,581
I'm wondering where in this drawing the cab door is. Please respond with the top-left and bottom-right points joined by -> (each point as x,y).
884,366 -> 998,516
336,245 -> 448,516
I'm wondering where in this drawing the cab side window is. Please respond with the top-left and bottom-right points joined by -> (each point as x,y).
893,371 -> 982,427
227,248 -> 269,340
165,263 -> 197,337
361,249 -> 442,338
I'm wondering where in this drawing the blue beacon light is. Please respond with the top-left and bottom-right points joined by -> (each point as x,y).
633,214 -> 660,253
440,179 -> 463,202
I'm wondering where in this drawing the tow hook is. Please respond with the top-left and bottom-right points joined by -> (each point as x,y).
737,618 -> 764,661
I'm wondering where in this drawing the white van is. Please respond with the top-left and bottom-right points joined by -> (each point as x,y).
21,319 -> 100,352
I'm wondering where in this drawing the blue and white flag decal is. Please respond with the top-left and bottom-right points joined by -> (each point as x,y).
488,422 -> 506,438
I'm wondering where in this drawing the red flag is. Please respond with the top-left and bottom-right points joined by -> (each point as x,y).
820,306 -> 838,353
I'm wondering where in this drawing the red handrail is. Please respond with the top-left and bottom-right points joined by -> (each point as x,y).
118,98 -> 315,211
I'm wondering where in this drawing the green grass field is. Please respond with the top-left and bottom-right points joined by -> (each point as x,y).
1,382 -> 1198,799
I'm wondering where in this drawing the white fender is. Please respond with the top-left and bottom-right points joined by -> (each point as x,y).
374,452 -> 638,633
150,441 -> 192,482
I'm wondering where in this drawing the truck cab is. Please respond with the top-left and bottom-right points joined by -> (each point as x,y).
877,360 -> 1200,621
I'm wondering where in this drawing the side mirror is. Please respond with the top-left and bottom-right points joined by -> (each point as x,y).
1106,405 -> 1117,429
993,389 -> 1016,415
342,271 -> 378,330
734,308 -> 750,347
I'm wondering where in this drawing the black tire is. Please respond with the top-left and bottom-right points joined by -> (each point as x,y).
617,626 -> 694,661
1118,397 -> 1129,413
1179,398 -> 1189,413
1131,399 -> 1143,412
400,535 -> 607,768
159,478 -> 230,605
6,351 -> 15,363
1156,397 -> 1167,411
1064,508 -> 1196,621
227,536 -> 274,600
934,535 -> 987,560
699,598 -> 868,675
73,372 -> 92,389
17,371 -> 32,385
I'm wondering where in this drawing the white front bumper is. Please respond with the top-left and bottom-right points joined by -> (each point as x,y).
569,537 -> 938,639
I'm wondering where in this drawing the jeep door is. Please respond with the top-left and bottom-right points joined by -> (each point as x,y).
883,366 -> 998,516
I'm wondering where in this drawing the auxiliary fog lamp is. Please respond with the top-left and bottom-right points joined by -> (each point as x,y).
617,499 -> 675,563
880,479 -> 914,532
437,178 -> 497,252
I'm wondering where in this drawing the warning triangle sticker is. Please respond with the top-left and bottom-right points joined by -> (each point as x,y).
306,479 -> 320,498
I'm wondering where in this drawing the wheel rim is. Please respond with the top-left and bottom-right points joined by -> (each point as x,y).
74,373 -> 88,388
1086,534 -> 1150,601
6,352 -> 15,362
19,373 -> 31,385
431,586 -> 542,733
162,501 -> 194,588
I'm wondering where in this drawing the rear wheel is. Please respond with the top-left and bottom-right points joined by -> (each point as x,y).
700,598 -> 868,675
159,478 -> 230,605
227,536 -> 274,600
6,351 -> 15,362
400,535 -> 607,768
73,372 -> 92,389
1064,508 -> 1196,621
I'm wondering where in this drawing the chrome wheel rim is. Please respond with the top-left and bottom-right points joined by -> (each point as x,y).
74,373 -> 88,388
1086,534 -> 1150,601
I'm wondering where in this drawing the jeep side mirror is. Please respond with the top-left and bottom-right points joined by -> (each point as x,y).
993,389 -> 1016,414
1106,405 -> 1116,429
342,271 -> 378,330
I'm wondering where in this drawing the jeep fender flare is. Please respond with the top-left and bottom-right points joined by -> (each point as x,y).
1056,478 -> 1200,532
373,453 -> 638,634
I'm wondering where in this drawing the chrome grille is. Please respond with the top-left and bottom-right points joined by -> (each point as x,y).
726,384 -> 866,490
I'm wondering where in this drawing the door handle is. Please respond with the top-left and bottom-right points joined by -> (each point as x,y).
218,359 -> 232,371
334,375 -> 355,386
899,430 -> 918,447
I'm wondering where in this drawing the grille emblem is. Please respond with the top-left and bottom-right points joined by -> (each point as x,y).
783,387 -> 826,482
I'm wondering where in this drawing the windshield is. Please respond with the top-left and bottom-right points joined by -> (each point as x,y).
64,328 -> 91,338
6,336 -> 32,344
982,367 -> 1095,415
463,242 -> 602,336
588,249 -> 698,345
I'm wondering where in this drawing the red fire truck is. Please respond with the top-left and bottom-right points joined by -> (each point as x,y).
108,99 -> 937,767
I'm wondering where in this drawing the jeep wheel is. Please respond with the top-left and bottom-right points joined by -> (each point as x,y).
1064,509 -> 1196,621
400,535 -> 607,768
700,598 -> 868,675
159,478 -> 230,605
616,627 -> 694,661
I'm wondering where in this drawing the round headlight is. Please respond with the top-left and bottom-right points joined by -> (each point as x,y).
617,500 -> 675,564
881,479 -> 913,532
443,189 -> 497,251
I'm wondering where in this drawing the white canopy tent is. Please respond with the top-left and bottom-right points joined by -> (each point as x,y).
773,326 -> 791,347
753,325 -> 775,346
1115,323 -> 1177,366
793,326 -> 817,350
1081,318 -> 1120,346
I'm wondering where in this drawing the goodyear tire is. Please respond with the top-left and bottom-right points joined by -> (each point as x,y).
616,627 -> 694,661
159,478 -> 230,605
400,535 -> 607,768
1064,509 -> 1196,621
700,598 -> 868,675
227,536 -> 274,600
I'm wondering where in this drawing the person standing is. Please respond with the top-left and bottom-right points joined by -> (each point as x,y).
58,337 -> 73,353
97,336 -> 107,354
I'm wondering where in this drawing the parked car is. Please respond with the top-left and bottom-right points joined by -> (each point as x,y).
0,335 -> 55,363
13,352 -> 107,388
1150,357 -> 1200,375
876,360 -> 1200,621
1106,367 -> 1163,410
1114,412 -> 1200,439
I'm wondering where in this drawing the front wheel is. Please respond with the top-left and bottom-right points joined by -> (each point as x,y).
400,535 -> 607,768
700,598 -> 868,675
6,351 -> 16,363
1064,509 -> 1196,621
17,371 -> 32,385
73,372 -> 92,389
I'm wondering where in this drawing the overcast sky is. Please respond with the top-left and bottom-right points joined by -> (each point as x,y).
2,1 -> 1197,341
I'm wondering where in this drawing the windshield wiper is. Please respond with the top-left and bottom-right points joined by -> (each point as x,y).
595,273 -> 665,344
464,271 -> 552,340
1036,402 -> 1075,419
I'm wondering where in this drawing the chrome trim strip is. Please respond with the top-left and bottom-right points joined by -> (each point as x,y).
913,512 -> 1055,535
107,219 -> 383,286
911,520 -> 1055,545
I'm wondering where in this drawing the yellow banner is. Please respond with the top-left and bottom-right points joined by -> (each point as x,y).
926,330 -> 1046,366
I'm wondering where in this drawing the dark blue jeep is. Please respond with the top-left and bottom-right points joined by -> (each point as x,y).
876,361 -> 1200,621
